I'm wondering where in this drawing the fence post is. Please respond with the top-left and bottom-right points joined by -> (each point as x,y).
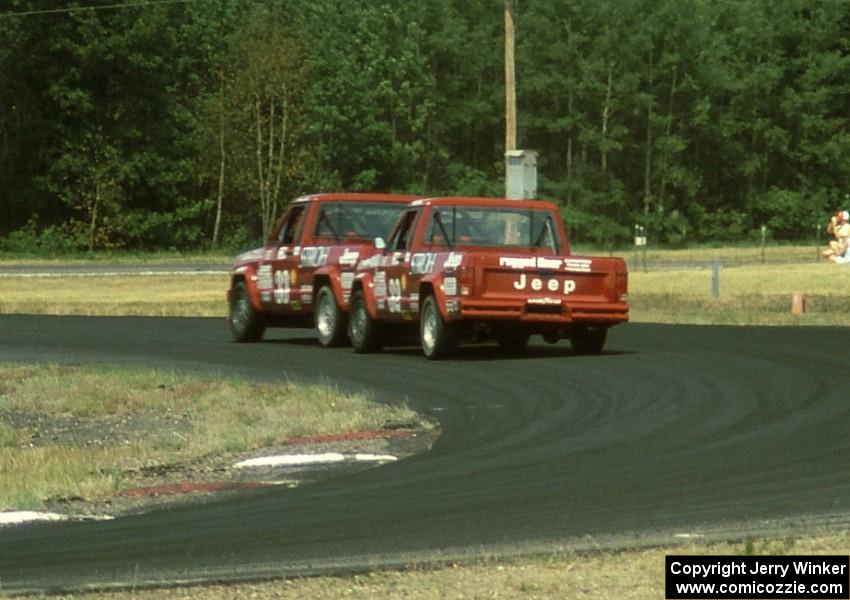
711,258 -> 721,299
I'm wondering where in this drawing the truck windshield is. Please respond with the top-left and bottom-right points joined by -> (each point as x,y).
425,206 -> 560,252
314,202 -> 407,241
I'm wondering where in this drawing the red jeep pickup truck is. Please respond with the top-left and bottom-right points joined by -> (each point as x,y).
347,197 -> 628,358
227,193 -> 419,345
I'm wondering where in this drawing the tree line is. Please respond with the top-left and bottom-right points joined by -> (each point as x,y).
0,0 -> 848,252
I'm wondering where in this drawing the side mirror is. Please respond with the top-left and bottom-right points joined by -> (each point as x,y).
373,237 -> 386,250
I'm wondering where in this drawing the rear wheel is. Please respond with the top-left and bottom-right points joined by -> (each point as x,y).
229,281 -> 265,342
349,289 -> 383,353
315,285 -> 347,347
571,326 -> 607,355
420,295 -> 457,359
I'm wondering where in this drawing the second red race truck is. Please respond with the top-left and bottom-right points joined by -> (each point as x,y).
227,193 -> 419,346
347,197 -> 629,359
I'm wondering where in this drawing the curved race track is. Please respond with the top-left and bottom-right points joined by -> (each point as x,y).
1,315 -> 850,593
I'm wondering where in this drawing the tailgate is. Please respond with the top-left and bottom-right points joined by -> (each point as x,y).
477,255 -> 618,302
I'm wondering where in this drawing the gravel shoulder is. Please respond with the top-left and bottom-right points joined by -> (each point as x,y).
2,408 -> 438,520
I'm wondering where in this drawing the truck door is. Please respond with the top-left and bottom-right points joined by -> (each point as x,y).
260,203 -> 307,314
377,208 -> 420,320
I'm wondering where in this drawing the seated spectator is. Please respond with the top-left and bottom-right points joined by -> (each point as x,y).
824,210 -> 850,262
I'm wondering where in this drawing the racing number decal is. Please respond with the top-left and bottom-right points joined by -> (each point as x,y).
274,269 -> 292,304
387,277 -> 402,313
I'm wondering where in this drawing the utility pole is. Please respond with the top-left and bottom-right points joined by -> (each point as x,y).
504,0 -> 516,155
504,0 -> 537,200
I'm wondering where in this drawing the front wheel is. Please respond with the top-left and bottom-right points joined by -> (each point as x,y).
348,289 -> 383,353
420,295 -> 457,359
571,326 -> 607,355
229,281 -> 265,342
315,285 -> 347,347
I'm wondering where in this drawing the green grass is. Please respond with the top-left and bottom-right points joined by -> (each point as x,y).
0,364 -> 427,509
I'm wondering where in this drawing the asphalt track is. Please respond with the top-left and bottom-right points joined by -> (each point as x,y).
1,315 -> 850,593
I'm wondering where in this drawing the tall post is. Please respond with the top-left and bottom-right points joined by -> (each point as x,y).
504,0 -> 517,196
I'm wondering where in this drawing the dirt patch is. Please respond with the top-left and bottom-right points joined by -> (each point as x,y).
1,409 -> 438,520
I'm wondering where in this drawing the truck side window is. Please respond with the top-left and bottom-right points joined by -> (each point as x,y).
277,205 -> 306,244
388,209 -> 418,251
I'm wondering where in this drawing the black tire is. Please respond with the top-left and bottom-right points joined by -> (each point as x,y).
420,295 -> 457,359
571,326 -> 607,355
315,285 -> 347,347
493,325 -> 531,352
348,289 -> 383,353
229,280 -> 265,342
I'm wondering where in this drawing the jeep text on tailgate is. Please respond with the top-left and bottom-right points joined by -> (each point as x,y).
348,197 -> 628,359
227,193 -> 419,345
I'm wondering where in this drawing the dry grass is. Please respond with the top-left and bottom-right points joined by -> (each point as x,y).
1,249 -> 848,325
0,364 -> 424,509
25,531 -> 850,599
629,262 -> 850,325
0,273 -> 227,316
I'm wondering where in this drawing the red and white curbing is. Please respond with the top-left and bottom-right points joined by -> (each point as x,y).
233,452 -> 398,469
0,511 -> 113,527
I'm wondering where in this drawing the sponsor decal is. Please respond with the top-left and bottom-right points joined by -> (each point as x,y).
274,269 -> 291,304
358,255 -> 381,269
387,277 -> 402,313
264,248 -> 275,260
340,272 -> 355,290
445,299 -> 460,314
260,292 -> 271,302
527,297 -> 561,305
401,273 -> 407,291
410,300 -> 419,312
499,256 -> 574,270
376,298 -> 386,310
537,256 -> 562,270
374,271 -> 387,297
565,258 -> 592,272
277,246 -> 289,259
499,256 -> 536,269
257,264 -> 273,289
513,274 -> 577,295
338,249 -> 360,267
300,246 -> 330,268
443,277 -> 457,296
302,293 -> 313,304
443,252 -> 464,269
410,252 -> 437,275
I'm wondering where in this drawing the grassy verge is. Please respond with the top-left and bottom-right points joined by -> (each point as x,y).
0,273 -> 228,316
2,251 -> 850,324
26,531 -> 850,599
629,262 -> 850,325
0,364 -> 426,510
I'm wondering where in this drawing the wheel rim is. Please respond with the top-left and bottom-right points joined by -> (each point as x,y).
422,302 -> 436,353
317,292 -> 334,339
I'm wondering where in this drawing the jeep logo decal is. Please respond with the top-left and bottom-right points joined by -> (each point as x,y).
513,274 -> 576,294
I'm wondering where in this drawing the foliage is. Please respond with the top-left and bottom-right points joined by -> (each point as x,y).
1,0 -> 850,250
